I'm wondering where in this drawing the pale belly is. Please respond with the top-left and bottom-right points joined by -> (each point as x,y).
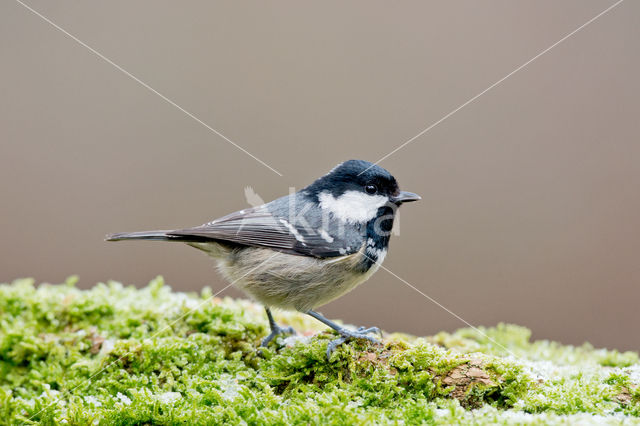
192,242 -> 384,312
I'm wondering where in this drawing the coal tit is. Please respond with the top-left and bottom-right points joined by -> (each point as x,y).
107,160 -> 420,358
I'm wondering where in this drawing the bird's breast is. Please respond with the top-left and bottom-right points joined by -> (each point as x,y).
214,242 -> 385,312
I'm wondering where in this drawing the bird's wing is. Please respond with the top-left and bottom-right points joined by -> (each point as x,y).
167,206 -> 358,258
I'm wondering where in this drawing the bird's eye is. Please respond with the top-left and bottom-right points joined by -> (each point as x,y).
364,184 -> 378,195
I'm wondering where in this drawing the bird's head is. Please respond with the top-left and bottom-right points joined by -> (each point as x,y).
304,160 -> 420,224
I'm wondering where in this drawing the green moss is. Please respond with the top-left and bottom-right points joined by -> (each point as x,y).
0,278 -> 638,425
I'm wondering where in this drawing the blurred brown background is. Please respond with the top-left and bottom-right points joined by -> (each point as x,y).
1,1 -> 638,350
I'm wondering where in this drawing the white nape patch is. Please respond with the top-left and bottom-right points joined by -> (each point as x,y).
338,248 -> 346,255
318,229 -> 334,243
318,190 -> 388,223
279,218 -> 305,242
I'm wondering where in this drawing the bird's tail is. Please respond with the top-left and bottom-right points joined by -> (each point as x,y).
106,230 -> 179,242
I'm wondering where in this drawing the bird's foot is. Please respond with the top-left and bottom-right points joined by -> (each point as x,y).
326,326 -> 382,359
261,325 -> 297,347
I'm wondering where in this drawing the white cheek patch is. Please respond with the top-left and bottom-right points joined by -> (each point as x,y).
318,190 -> 388,223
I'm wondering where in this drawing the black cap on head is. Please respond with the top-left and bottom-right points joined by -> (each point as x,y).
305,160 -> 400,199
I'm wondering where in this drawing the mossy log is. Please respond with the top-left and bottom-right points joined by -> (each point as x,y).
0,277 -> 638,424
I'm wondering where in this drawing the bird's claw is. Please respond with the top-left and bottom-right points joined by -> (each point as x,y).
261,325 -> 296,347
326,326 -> 381,360
356,326 -> 382,337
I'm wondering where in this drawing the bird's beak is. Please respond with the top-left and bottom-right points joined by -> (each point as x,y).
391,191 -> 421,204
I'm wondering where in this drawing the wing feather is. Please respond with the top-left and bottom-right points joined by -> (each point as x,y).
167,206 -> 354,258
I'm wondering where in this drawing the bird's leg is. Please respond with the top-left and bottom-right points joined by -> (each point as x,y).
305,310 -> 382,359
261,307 -> 296,347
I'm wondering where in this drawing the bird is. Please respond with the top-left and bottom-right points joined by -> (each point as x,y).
106,160 -> 420,358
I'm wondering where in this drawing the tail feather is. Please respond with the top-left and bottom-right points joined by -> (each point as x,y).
105,230 -> 177,242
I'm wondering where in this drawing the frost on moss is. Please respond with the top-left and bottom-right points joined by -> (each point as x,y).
0,277 -> 638,425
